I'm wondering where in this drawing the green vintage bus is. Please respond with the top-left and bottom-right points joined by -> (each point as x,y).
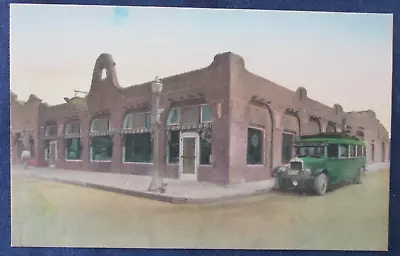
274,132 -> 367,195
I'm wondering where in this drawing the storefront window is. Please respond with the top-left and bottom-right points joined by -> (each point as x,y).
90,136 -> 112,161
201,104 -> 212,123
168,131 -> 180,163
200,138 -> 212,165
124,133 -> 152,163
66,138 -> 81,160
247,128 -> 263,165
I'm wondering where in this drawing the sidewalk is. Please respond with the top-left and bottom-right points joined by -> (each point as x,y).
12,162 -> 389,204
11,166 -> 275,204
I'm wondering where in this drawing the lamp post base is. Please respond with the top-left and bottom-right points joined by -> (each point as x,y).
148,170 -> 168,193
148,172 -> 161,192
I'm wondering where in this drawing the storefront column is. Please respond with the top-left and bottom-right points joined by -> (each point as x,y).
57,138 -> 65,167
272,127 -> 283,167
80,116 -> 91,170
111,133 -> 122,173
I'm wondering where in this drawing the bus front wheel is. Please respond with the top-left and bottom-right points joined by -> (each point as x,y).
314,173 -> 329,196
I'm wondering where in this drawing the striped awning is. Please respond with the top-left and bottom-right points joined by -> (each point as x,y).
89,131 -> 114,137
64,133 -> 82,139
167,122 -> 212,131
121,128 -> 151,134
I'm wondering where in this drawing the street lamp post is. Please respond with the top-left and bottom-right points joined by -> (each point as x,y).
148,77 -> 166,192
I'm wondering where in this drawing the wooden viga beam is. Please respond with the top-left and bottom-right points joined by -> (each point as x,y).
251,95 -> 270,104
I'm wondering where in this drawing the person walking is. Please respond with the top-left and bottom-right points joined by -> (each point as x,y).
21,148 -> 31,169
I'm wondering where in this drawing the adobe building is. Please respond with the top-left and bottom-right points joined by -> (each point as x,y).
10,52 -> 391,184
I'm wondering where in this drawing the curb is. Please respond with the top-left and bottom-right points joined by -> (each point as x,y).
24,174 -> 274,204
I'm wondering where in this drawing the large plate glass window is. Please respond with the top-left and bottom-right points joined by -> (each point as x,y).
200,138 -> 212,165
167,131 -> 180,163
124,133 -> 152,163
90,136 -> 113,161
66,138 -> 81,160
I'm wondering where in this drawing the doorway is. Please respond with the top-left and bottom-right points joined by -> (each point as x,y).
49,140 -> 58,168
179,132 -> 199,180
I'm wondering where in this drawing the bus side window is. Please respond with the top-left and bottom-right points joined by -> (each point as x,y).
340,144 -> 349,158
356,145 -> 363,157
349,145 -> 356,158
327,144 -> 339,158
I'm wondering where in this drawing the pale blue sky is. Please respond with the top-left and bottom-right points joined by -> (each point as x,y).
10,4 -> 393,134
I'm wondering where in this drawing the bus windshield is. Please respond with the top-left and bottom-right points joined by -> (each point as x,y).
295,145 -> 325,158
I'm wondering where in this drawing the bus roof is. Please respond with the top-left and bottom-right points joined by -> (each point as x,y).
297,132 -> 365,145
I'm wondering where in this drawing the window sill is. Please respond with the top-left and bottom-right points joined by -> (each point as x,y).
65,159 -> 82,162
123,162 -> 153,164
90,160 -> 112,163
246,164 -> 264,167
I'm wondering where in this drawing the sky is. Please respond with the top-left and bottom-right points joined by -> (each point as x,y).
10,4 -> 393,134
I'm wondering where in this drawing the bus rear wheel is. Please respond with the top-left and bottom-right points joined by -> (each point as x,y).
314,173 -> 329,196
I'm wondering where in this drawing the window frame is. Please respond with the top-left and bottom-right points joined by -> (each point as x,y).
349,144 -> 356,158
65,138 -> 82,161
281,130 -> 296,164
327,143 -> 339,159
122,113 -> 133,129
200,104 -> 212,123
199,137 -> 212,166
90,135 -> 113,162
122,132 -> 153,164
45,124 -> 58,137
167,107 -> 181,125
167,130 -> 180,164
339,144 -> 350,159
90,117 -> 110,133
247,126 -> 265,166
65,121 -> 81,135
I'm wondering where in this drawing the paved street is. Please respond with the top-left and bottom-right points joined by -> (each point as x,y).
11,169 -> 389,250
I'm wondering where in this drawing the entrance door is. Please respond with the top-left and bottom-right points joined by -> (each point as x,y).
49,140 -> 57,168
179,132 -> 199,180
